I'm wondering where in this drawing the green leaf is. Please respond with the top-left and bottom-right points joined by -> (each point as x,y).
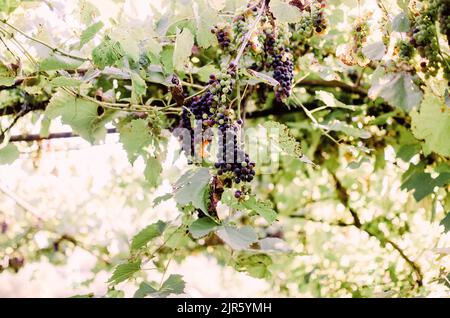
411,92 -> 450,157
134,282 -> 157,298
392,12 -> 410,32
40,56 -> 82,71
189,217 -> 219,239
173,168 -> 211,212
440,213 -> 450,233
131,72 -> 147,104
131,220 -> 166,251
173,28 -> 194,72
241,196 -> 278,224
262,121 -> 302,158
49,76 -> 83,87
401,172 -> 450,201
216,225 -> 258,250
245,69 -> 280,87
134,275 -> 186,298
108,261 -> 141,285
270,0 -> 302,23
196,65 -> 220,83
161,46 -> 175,74
362,41 -> 386,61
315,91 -> 356,110
79,21 -> 104,48
0,77 -> 15,86
118,119 -> 153,164
153,193 -> 173,206
235,253 -> 272,278
193,0 -> 219,48
144,157 -> 162,187
0,143 -> 19,164
45,89 -> 110,143
92,37 -> 124,69
369,72 -> 423,112
158,274 -> 186,297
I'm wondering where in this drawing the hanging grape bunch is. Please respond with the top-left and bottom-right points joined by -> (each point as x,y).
211,23 -> 234,51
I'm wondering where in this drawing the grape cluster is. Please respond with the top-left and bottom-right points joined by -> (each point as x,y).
211,24 -> 233,51
311,0 -> 328,34
436,0 -> 450,46
264,28 -> 294,102
397,40 -> 415,61
214,124 -> 256,199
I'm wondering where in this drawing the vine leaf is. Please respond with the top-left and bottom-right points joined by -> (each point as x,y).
79,21 -> 104,48
173,168 -> 211,212
245,69 -> 280,87
411,92 -> 450,157
92,37 -> 124,69
144,157 -> 162,188
401,172 -> 450,201
40,56 -> 82,71
49,76 -> 83,87
369,72 -> 423,112
131,72 -> 147,104
315,91 -> 356,110
189,217 -> 219,239
262,121 -> 303,158
118,118 -> 153,164
134,275 -> 186,298
46,89 -> 113,143
234,252 -> 272,278
153,193 -> 173,206
362,41 -> 386,61
0,143 -> 19,164
173,28 -> 194,72
193,0 -> 218,49
216,225 -> 258,250
270,0 -> 302,23
131,220 -> 166,251
392,12 -> 410,32
108,261 -> 141,285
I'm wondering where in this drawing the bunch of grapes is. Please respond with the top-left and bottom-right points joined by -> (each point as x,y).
436,0 -> 450,45
211,24 -> 234,51
396,40 -> 415,61
214,124 -> 256,199
311,0 -> 328,34
263,25 -> 294,102
409,7 -> 442,77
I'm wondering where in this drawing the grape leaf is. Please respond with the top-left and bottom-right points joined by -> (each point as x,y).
189,217 -> 219,239
144,157 -> 162,188
134,282 -> 157,298
0,143 -> 19,164
401,172 -> 450,201
241,196 -> 278,224
118,119 -> 153,164
49,76 -> 83,87
369,72 -> 423,112
216,225 -> 258,250
193,0 -> 218,48
270,0 -> 302,23
411,92 -> 450,157
131,220 -> 166,251
92,37 -> 124,69
362,41 -> 386,61
131,72 -> 147,104
262,121 -> 303,158
40,56 -> 82,71
315,91 -> 356,110
79,21 -> 104,48
173,28 -> 194,71
235,253 -> 272,278
0,77 -> 15,86
134,275 -> 185,298
45,89 -> 111,143
153,193 -> 173,206
392,12 -> 410,32
108,261 -> 141,285
173,168 -> 211,212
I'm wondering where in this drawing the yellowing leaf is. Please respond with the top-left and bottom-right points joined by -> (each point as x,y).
270,0 -> 302,23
